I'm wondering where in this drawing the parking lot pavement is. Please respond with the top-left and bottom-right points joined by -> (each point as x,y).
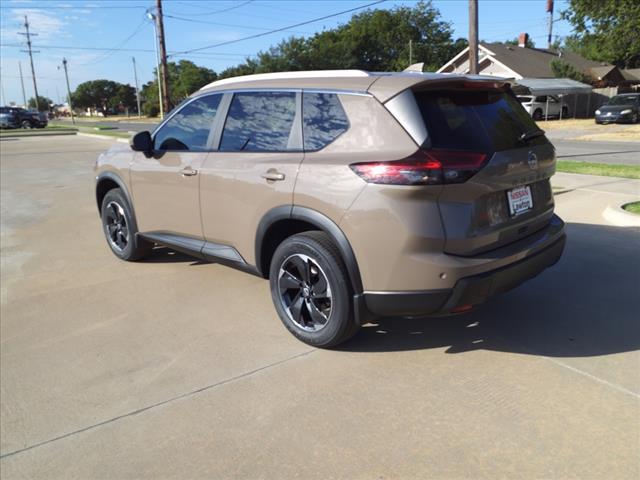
1,136 -> 639,479
553,138 -> 640,165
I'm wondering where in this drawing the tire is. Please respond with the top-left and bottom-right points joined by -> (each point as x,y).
269,231 -> 359,348
632,113 -> 639,124
533,109 -> 543,121
561,106 -> 569,118
21,120 -> 32,129
100,188 -> 153,261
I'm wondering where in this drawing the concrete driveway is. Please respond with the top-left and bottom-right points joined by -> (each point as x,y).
1,136 -> 639,479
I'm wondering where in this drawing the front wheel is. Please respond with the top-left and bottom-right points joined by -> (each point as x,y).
533,109 -> 543,120
269,231 -> 359,348
21,120 -> 32,129
100,188 -> 153,261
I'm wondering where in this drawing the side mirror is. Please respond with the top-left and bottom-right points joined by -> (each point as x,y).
130,131 -> 153,152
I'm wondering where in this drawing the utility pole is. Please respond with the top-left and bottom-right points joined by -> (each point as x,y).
546,0 -> 554,49
61,58 -> 75,125
147,10 -> 164,118
156,0 -> 171,114
18,15 -> 40,110
468,0 -> 479,74
18,61 -> 27,107
132,57 -> 142,118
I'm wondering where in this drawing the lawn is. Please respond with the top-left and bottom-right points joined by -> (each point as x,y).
623,201 -> 640,214
556,161 -> 640,179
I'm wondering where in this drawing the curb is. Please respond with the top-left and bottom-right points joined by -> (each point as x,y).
603,204 -> 640,227
77,132 -> 130,143
0,130 -> 77,138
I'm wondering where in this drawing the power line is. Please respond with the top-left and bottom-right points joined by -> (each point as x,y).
1,43 -> 249,57
80,17 -> 149,66
170,0 -> 387,56
162,13 -> 310,34
164,0 -> 253,17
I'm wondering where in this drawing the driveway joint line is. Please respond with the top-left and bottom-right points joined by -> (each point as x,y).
0,349 -> 315,460
542,356 -> 640,400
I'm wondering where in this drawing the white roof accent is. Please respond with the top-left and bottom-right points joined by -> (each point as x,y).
201,70 -> 370,90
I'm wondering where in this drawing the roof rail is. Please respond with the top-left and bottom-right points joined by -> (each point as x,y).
200,70 -> 371,90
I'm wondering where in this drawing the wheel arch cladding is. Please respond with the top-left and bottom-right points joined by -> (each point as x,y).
255,206 -> 364,294
95,172 -> 130,213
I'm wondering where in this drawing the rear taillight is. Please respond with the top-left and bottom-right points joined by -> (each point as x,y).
350,149 -> 489,185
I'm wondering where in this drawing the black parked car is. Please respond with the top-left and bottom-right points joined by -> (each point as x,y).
595,94 -> 640,124
0,106 -> 48,129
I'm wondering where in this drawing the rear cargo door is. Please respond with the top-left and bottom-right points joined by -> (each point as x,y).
414,87 -> 556,256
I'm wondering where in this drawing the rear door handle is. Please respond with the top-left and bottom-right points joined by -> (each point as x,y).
261,170 -> 285,181
181,167 -> 198,177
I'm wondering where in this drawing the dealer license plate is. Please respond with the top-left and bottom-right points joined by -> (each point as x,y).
507,185 -> 533,216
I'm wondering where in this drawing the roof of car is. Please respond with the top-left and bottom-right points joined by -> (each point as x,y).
198,70 -> 511,103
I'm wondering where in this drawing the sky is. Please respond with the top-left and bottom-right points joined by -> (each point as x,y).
0,0 -> 574,106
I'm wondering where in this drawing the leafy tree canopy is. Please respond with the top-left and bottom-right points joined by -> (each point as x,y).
27,95 -> 53,111
550,59 -> 592,83
141,60 -> 217,115
219,1 -> 465,78
561,0 -> 640,68
72,79 -> 137,114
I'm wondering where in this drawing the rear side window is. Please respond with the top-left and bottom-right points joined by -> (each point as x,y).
154,94 -> 221,151
302,93 -> 349,151
220,92 -> 297,152
414,89 -> 544,152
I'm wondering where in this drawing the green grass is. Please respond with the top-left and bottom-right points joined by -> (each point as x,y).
623,201 -> 640,214
556,161 -> 640,179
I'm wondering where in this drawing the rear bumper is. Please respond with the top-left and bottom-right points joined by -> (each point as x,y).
360,216 -> 565,319
595,113 -> 634,123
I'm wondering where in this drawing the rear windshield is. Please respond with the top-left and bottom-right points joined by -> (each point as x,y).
414,89 -> 545,152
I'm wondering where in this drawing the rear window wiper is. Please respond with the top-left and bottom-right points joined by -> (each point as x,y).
519,129 -> 545,143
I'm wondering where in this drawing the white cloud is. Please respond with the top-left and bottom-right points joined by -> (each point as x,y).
2,8 -> 68,43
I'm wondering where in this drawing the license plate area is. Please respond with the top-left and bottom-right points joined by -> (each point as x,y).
507,185 -> 533,216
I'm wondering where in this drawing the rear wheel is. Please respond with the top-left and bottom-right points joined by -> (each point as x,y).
100,188 -> 153,261
631,112 -> 639,124
269,231 -> 359,348
21,120 -> 32,129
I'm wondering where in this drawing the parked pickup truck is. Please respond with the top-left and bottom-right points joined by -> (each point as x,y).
0,106 -> 48,129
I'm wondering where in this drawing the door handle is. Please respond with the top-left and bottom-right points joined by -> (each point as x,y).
181,167 -> 198,177
261,170 -> 285,182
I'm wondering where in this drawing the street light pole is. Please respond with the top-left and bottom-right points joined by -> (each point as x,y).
147,11 -> 164,119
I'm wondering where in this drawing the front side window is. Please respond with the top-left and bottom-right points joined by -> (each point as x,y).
154,94 -> 221,151
303,92 -> 349,151
219,92 -> 297,152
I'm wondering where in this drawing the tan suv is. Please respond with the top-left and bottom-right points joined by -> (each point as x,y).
95,70 -> 565,347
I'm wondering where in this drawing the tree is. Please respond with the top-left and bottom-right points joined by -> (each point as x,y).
28,95 -> 53,111
561,0 -> 640,68
141,60 -> 217,116
72,80 -> 137,115
504,37 -> 536,48
550,59 -> 592,83
218,1 -> 462,78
